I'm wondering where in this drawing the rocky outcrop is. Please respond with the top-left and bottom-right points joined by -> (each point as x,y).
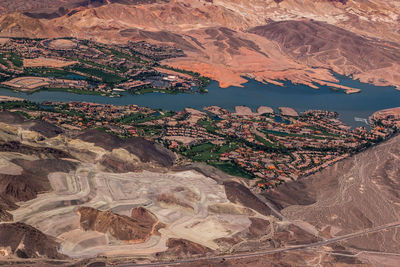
0,157 -> 77,221
265,134 -> 400,253
77,207 -> 163,242
161,238 -> 212,257
224,181 -> 271,216
0,1 -> 399,89
0,208 -> 13,221
77,129 -> 175,167
0,223 -> 66,259
247,218 -> 271,238
0,141 -> 72,159
0,111 -> 64,138
0,159 -> 78,203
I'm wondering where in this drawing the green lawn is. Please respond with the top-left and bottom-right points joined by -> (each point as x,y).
0,54 -> 9,67
76,58 -> 115,71
71,65 -> 125,84
254,134 -> 276,148
193,151 -> 220,161
9,53 -> 23,68
137,125 -> 163,136
198,119 -> 219,133
43,87 -> 112,96
182,142 -> 240,162
189,143 -> 215,153
210,161 -> 254,179
218,142 -> 239,153
0,101 -> 40,110
119,111 -> 174,124
181,142 -> 219,161
24,68 -> 79,79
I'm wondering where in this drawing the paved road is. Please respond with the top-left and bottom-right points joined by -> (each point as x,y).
118,222 -> 400,267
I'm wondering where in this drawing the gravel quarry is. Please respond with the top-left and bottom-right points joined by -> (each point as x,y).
10,164 -> 267,257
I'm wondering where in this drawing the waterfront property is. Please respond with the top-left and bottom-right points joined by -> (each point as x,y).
2,100 -> 398,191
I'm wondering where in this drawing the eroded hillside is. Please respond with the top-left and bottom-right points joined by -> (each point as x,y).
0,109 -> 400,266
0,0 -> 399,89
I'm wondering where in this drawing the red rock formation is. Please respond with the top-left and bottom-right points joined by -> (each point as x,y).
78,207 -> 163,242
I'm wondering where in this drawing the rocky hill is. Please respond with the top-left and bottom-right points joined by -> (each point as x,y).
0,109 -> 399,266
263,134 -> 400,253
249,20 -> 400,88
0,222 -> 66,259
78,206 -> 163,242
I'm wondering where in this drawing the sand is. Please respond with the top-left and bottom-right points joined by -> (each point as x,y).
47,39 -> 77,50
279,107 -> 299,117
10,165 -> 255,257
257,106 -> 274,115
234,106 -> 254,116
0,95 -> 24,102
23,57 -> 78,68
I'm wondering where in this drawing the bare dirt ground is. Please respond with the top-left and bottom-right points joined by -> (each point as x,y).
0,1 -> 399,90
263,134 -> 400,264
1,116 -> 400,266
257,106 -> 274,115
278,107 -> 299,117
9,164 -> 271,258
234,106 -> 254,116
23,57 -> 78,68
47,39 -> 77,50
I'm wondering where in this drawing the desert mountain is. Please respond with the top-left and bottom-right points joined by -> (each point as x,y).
1,1 -> 400,265
0,109 -> 355,264
0,108 -> 400,265
249,20 -> 400,87
0,0 -> 399,89
263,133 -> 400,254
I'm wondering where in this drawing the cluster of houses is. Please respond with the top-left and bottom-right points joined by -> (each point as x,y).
149,106 -> 392,189
0,37 -> 199,96
127,41 -> 185,61
370,107 -> 400,136
8,100 -> 398,191
33,102 -> 153,133
164,126 -> 223,146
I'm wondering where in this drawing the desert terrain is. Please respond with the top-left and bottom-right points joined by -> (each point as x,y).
0,109 -> 400,266
0,0 -> 400,266
0,111 -> 277,264
0,0 -> 398,89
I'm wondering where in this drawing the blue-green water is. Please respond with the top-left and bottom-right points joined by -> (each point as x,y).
1,75 -> 399,127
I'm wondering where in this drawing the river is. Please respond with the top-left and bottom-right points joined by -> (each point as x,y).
1,74 -> 399,127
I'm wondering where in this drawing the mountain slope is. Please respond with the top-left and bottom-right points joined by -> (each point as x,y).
249,20 -> 400,88
0,0 -> 399,89
263,134 -> 400,254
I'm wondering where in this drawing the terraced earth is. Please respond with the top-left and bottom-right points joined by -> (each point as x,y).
1,110 -> 400,266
